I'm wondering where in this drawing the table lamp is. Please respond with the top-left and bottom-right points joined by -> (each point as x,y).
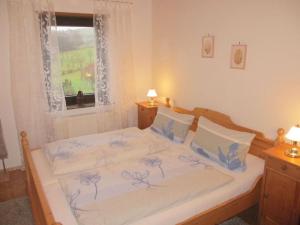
285,124 -> 300,158
147,89 -> 157,106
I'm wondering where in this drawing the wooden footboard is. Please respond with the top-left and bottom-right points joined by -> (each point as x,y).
21,132 -> 62,225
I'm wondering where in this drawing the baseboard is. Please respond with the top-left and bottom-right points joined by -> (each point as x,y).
0,165 -> 25,173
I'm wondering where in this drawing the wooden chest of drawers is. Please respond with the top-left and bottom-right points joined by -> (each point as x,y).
260,145 -> 300,225
136,101 -> 158,129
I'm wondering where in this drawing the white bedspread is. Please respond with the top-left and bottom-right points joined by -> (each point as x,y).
44,127 -> 170,174
58,144 -> 233,225
31,129 -> 265,225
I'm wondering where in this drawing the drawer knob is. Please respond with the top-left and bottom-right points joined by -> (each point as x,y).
281,165 -> 288,171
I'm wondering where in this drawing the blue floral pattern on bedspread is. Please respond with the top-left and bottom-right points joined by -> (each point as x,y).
45,140 -> 90,161
44,128 -> 171,174
56,130 -> 234,225
142,157 -> 165,178
67,189 -> 88,218
78,173 -> 101,200
178,154 -> 212,169
121,170 -> 158,188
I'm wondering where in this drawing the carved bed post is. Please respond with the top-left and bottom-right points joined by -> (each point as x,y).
20,131 -> 38,223
20,131 -> 31,192
166,97 -> 171,107
20,131 -> 63,225
21,131 -> 29,152
275,128 -> 285,146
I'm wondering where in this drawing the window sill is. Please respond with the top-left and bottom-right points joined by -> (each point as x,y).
66,103 -> 95,110
48,105 -> 97,118
49,103 -> 115,118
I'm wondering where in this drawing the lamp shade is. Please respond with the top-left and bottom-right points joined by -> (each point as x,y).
285,125 -> 300,142
147,89 -> 157,98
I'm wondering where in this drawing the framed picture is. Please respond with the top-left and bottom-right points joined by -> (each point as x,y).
202,35 -> 214,58
230,44 -> 247,69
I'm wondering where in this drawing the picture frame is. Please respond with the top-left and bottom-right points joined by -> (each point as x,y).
201,35 -> 214,58
230,44 -> 247,69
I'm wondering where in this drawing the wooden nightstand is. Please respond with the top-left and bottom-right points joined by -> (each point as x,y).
260,144 -> 300,225
136,101 -> 158,129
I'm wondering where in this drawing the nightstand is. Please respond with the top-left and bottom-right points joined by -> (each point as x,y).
260,144 -> 300,225
136,101 -> 158,129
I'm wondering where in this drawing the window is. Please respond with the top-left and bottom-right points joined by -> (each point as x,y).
55,14 -> 96,109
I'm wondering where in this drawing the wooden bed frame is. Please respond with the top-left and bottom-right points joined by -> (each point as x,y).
20,107 -> 274,225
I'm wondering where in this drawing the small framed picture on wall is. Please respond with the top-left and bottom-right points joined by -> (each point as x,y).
201,35 -> 214,58
230,44 -> 247,69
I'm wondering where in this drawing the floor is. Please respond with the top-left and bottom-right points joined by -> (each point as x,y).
0,169 -> 258,225
0,196 -> 255,225
237,205 -> 258,225
0,197 -> 33,225
0,169 -> 27,202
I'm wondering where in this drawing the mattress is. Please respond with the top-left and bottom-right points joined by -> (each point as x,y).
31,130 -> 265,225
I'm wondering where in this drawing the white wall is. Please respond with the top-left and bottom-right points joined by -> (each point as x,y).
131,0 -> 153,100
0,0 -> 23,169
152,0 -> 300,138
1,0 -> 152,169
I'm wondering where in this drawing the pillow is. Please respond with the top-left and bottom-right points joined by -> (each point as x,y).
191,117 -> 255,170
151,106 -> 194,143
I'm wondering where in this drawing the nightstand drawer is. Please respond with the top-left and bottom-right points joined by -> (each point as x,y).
261,146 -> 300,225
266,156 -> 300,181
136,101 -> 158,129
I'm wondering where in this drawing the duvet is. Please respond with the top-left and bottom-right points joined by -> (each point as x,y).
58,142 -> 233,225
44,127 -> 170,175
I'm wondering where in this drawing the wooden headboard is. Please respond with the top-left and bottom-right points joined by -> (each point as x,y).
173,106 -> 274,159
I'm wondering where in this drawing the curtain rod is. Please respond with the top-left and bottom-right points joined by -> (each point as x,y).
35,0 -> 133,13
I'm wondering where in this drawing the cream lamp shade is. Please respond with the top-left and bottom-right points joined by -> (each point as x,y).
285,124 -> 300,158
147,89 -> 157,106
285,125 -> 300,142
147,89 -> 157,98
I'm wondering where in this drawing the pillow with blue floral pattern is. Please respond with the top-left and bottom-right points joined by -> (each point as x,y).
191,117 -> 255,171
151,106 -> 194,143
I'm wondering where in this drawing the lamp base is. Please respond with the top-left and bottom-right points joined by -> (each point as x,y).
148,97 -> 156,106
285,147 -> 300,158
148,101 -> 154,106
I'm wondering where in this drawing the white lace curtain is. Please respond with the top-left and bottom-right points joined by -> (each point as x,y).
94,0 -> 137,131
39,9 -> 66,112
8,0 -> 57,148
8,0 -> 137,148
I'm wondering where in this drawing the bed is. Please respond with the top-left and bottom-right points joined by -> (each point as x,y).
20,106 -> 274,225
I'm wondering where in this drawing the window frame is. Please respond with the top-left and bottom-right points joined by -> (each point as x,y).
55,12 -> 96,110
